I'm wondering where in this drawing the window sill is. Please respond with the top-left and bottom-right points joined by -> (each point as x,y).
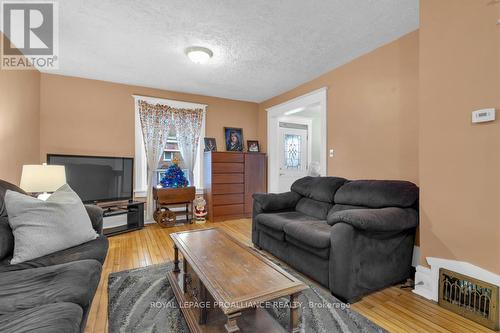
134,190 -> 147,198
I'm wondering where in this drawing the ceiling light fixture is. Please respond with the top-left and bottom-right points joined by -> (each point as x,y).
185,46 -> 213,64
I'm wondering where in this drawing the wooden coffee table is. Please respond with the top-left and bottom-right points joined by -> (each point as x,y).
167,228 -> 308,333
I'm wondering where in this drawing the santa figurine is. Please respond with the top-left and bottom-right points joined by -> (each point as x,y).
193,196 -> 207,224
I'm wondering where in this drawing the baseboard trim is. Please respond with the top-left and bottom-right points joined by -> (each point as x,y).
413,265 -> 436,301
411,245 -> 420,267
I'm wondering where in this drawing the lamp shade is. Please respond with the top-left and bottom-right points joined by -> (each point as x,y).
20,164 -> 66,193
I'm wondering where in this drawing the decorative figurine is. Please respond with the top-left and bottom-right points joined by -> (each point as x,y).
193,196 -> 207,224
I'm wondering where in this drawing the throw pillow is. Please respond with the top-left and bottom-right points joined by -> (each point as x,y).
5,184 -> 98,264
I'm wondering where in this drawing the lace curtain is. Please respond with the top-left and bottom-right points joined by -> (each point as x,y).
172,108 -> 204,186
138,100 -> 173,220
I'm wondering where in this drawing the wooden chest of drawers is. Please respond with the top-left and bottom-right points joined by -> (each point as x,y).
204,152 -> 267,222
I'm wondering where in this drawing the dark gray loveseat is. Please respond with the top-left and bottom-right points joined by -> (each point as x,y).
252,177 -> 418,302
0,179 -> 109,333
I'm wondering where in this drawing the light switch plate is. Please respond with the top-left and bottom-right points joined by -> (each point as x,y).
329,149 -> 335,157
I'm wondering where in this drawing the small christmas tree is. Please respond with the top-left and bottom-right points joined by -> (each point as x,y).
160,163 -> 188,188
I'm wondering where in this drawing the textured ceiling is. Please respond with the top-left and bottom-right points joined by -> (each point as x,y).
45,0 -> 419,102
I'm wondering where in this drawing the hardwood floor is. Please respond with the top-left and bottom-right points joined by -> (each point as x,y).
85,220 -> 497,333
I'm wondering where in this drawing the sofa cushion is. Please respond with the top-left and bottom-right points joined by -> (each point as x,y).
0,217 -> 13,261
84,204 -> 104,235
327,207 -> 419,231
253,192 -> 302,212
283,220 -> 331,249
259,232 -> 330,286
285,235 -> 330,260
0,302 -> 82,333
329,204 -> 365,213
256,223 -> 285,241
291,176 -> 346,203
284,219 -> 332,260
326,204 -> 365,223
0,235 -> 108,272
334,180 -> 419,208
256,211 -> 319,241
0,259 -> 102,314
257,211 -> 319,230
295,197 -> 332,220
0,179 -> 22,262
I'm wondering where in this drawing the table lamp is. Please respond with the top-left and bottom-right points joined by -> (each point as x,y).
20,164 -> 67,200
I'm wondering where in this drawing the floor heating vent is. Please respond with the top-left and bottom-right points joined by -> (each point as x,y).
439,268 -> 499,330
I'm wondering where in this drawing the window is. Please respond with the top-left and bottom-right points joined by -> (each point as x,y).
163,151 -> 173,162
133,95 -> 206,197
154,131 -> 189,187
284,134 -> 302,169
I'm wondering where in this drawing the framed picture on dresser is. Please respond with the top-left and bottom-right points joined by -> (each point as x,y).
204,137 -> 217,152
224,127 -> 244,152
247,140 -> 260,152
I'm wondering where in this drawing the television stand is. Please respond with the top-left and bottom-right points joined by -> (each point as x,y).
99,201 -> 145,237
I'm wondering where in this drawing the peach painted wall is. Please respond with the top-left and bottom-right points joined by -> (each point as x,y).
0,34 -> 41,185
419,0 -> 500,274
39,74 -> 259,160
258,31 -> 419,185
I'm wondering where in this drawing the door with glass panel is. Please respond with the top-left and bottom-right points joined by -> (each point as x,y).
278,122 -> 308,192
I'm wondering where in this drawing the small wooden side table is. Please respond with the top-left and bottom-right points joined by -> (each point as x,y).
153,186 -> 196,227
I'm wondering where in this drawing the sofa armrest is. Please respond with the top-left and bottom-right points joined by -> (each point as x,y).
252,192 -> 301,213
251,192 -> 301,246
327,207 -> 418,232
329,219 -> 416,302
85,205 -> 104,235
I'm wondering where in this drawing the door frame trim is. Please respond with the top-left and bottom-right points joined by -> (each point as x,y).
266,87 -> 328,193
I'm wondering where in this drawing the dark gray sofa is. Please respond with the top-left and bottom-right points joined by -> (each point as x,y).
0,179 -> 108,333
252,176 -> 418,302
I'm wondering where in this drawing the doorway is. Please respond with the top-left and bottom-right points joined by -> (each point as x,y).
266,87 -> 327,193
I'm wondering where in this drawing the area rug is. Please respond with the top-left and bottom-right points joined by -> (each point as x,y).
108,261 -> 387,333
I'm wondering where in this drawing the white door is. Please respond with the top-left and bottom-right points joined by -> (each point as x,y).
278,123 -> 308,192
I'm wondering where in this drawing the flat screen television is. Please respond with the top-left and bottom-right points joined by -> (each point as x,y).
47,154 -> 134,203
